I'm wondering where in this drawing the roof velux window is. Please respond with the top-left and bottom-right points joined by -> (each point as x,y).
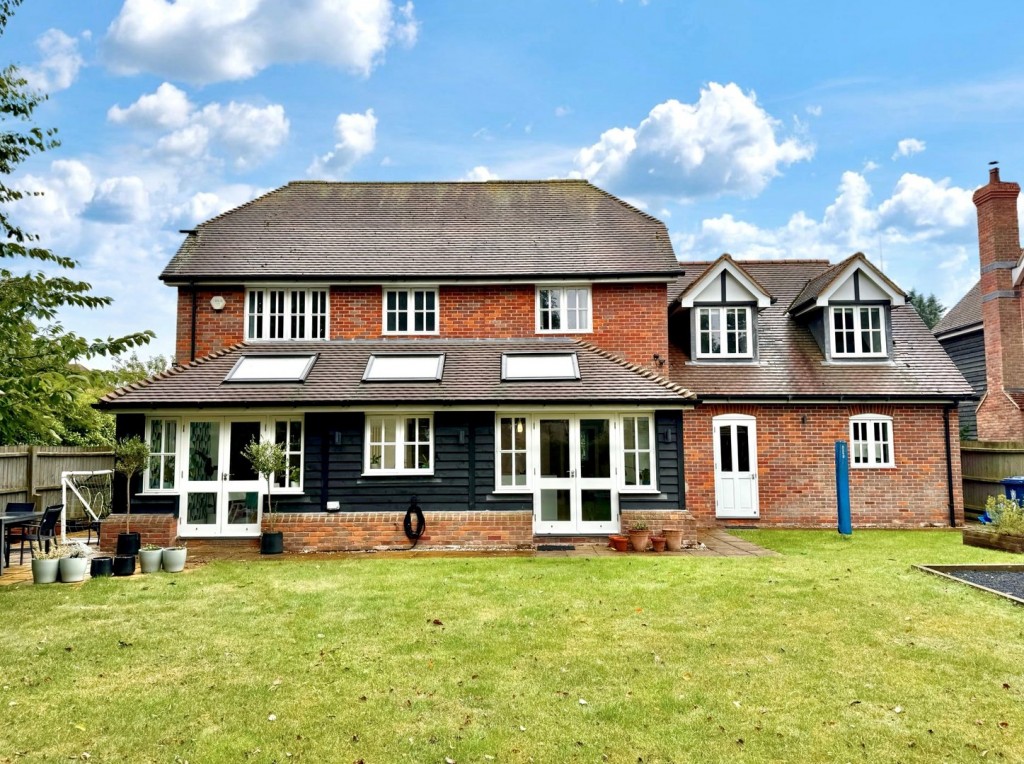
362,354 -> 445,382
501,353 -> 580,381
224,354 -> 317,382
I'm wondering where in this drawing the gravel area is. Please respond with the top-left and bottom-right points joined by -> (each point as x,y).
947,570 -> 1024,602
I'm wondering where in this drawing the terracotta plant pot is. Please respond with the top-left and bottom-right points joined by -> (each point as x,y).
609,535 -> 629,552
662,527 -> 684,552
628,530 -> 650,552
650,535 -> 667,553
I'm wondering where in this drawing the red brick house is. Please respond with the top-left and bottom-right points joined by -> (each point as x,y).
99,180 -> 969,551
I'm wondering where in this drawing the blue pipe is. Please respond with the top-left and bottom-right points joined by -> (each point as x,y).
836,440 -> 852,535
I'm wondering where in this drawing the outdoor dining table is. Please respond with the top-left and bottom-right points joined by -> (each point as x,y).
0,510 -> 45,575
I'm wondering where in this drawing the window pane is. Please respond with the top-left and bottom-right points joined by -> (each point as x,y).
514,454 -> 526,485
623,417 -> 636,450
513,417 -> 526,450
405,444 -> 415,469
164,455 -> 175,489
581,489 -> 612,522
719,425 -> 733,472
275,420 -> 287,445
383,444 -> 396,470
418,418 -> 430,442
637,417 -> 650,449
165,422 -> 176,452
540,489 -> 571,521
500,418 -> 512,450
500,453 -> 512,485
736,426 -> 750,472
150,420 -> 162,452
638,452 -> 651,486
624,452 -> 637,485
290,421 -> 302,451
148,456 -> 161,490
417,445 -> 429,469
406,417 -> 416,443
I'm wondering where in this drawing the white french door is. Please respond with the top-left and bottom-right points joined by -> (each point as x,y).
180,418 -> 264,537
713,414 -> 759,518
534,416 -> 618,534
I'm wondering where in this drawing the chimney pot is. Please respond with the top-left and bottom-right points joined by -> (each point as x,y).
991,166 -> 1001,183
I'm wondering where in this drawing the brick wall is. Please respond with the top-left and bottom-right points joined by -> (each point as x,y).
180,282 -> 668,371
175,287 -> 246,362
683,403 -> 963,528
269,510 -> 534,552
100,514 -> 178,552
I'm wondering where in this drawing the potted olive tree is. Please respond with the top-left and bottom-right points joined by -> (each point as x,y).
114,435 -> 150,558
242,438 -> 288,555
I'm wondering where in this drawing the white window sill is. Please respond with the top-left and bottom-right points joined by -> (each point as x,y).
535,329 -> 593,335
493,486 -> 532,494
361,470 -> 435,478
851,464 -> 896,470
690,356 -> 756,363
139,490 -> 179,496
382,331 -> 441,336
619,487 -> 660,494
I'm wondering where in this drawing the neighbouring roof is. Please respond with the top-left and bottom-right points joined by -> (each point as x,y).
668,259 -> 973,399
160,180 -> 680,283
933,281 -> 982,338
98,339 -> 695,409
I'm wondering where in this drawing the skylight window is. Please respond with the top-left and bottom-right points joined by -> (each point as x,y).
363,354 -> 445,382
224,354 -> 317,383
501,353 -> 580,381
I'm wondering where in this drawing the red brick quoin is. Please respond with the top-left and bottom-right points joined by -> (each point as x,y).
177,283 -> 668,372
683,404 -> 963,529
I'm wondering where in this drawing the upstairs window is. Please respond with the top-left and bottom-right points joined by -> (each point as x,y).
384,289 -> 438,334
850,414 -> 893,468
247,288 -> 328,341
696,307 -> 751,358
537,286 -> 591,333
831,306 -> 885,358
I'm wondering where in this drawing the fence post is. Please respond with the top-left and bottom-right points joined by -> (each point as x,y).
835,441 -> 852,536
27,445 -> 39,508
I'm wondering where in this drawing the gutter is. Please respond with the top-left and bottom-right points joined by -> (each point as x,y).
943,404 -> 957,528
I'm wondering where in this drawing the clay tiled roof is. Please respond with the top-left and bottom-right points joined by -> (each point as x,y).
787,252 -> 906,314
160,181 -> 679,283
668,260 -> 973,399
98,339 -> 695,409
933,281 -> 982,337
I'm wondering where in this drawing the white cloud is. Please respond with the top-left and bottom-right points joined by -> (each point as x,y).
892,137 -> 926,160
21,29 -> 84,93
104,0 -> 418,84
463,165 -> 500,181
83,176 -> 150,223
573,82 -> 814,200
805,105 -> 822,117
167,184 -> 266,228
554,105 -> 572,117
308,109 -> 377,179
863,160 -> 881,173
108,83 -> 290,169
108,82 -> 193,129
877,173 -> 974,230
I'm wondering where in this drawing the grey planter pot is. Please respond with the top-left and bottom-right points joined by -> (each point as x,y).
139,549 -> 163,574
31,558 -> 59,584
58,557 -> 88,583
162,547 -> 187,573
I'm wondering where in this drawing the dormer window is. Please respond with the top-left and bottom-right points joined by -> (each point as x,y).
696,307 -> 751,358
831,306 -> 885,357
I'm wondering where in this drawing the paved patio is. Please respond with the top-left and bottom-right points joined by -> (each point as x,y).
0,530 -> 773,586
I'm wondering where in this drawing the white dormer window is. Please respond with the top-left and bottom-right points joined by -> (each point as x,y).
536,286 -> 591,333
246,288 -> 328,341
831,306 -> 885,357
384,288 -> 438,334
696,307 -> 752,358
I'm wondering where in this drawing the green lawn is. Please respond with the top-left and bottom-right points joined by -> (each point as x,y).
2,531 -> 1023,763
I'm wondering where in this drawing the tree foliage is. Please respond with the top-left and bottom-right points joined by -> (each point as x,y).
907,289 -> 945,330
114,435 -> 150,533
0,0 -> 154,445
242,438 -> 288,532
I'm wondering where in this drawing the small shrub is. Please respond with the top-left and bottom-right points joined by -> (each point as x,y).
629,521 -> 649,532
984,494 -> 1024,537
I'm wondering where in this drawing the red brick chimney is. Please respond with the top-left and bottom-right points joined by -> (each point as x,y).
974,166 -> 1024,441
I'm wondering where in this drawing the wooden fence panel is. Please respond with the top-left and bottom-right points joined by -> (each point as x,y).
0,446 -> 113,516
960,440 -> 1024,521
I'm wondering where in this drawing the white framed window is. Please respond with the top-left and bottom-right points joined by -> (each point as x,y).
273,420 -> 303,490
536,286 -> 592,333
831,306 -> 885,358
246,288 -> 329,341
850,414 -> 894,468
496,415 -> 530,491
365,414 -> 434,475
384,288 -> 438,334
620,415 -> 657,491
145,418 -> 178,491
696,306 -> 752,358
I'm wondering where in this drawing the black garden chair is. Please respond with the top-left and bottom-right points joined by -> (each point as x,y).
3,502 -> 36,568
9,505 -> 63,565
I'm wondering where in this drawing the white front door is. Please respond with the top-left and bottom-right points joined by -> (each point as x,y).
713,415 -> 759,519
180,419 -> 264,537
534,416 -> 618,534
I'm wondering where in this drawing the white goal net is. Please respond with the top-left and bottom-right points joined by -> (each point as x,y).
60,469 -> 113,544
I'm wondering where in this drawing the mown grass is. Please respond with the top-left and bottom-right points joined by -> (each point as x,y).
2,530 -> 1023,763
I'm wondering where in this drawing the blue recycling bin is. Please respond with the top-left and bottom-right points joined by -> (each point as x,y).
1000,476 -> 1024,507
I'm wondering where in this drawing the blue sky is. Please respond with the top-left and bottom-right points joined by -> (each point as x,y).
7,0 -> 1024,363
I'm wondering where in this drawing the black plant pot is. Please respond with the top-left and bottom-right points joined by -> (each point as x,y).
90,557 -> 113,577
260,531 -> 284,555
116,532 -> 141,556
112,555 -> 136,577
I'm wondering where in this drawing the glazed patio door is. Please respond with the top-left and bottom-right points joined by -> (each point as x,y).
180,419 -> 263,537
713,415 -> 760,519
534,416 -> 618,535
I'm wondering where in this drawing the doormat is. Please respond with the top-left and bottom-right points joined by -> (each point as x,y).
536,544 -> 576,551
